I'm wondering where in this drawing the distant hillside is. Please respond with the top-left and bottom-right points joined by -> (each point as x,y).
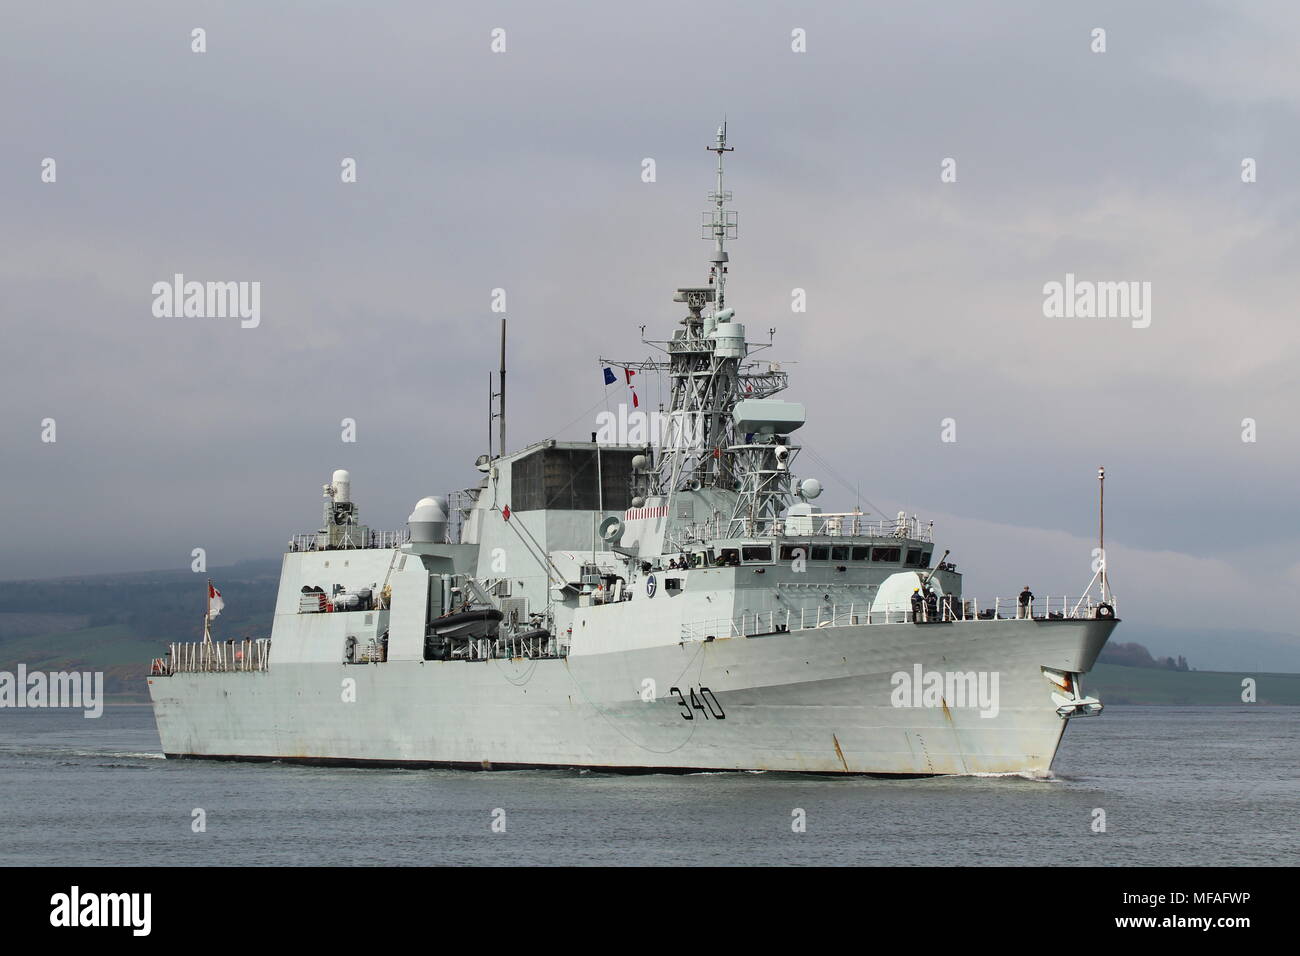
0,559 -> 281,699
0,559 -> 281,643
0,624 -> 160,698
1127,625 -> 1300,674
1098,641 -> 1190,671
1086,663 -> 1300,705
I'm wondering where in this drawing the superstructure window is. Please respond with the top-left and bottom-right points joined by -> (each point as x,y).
811,545 -> 830,561
742,545 -> 772,563
851,546 -> 870,561
905,548 -> 923,567
871,547 -> 901,563
779,544 -> 808,561
831,546 -> 850,561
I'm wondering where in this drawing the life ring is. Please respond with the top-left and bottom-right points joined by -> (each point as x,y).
1095,603 -> 1115,620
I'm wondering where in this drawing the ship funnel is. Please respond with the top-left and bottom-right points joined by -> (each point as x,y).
408,496 -> 449,544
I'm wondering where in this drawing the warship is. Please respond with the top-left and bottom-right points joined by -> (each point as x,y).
148,126 -> 1118,774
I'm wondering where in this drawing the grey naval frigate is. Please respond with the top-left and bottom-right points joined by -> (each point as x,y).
149,126 -> 1119,775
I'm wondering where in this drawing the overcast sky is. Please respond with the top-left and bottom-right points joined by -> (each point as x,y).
3,1 -> 1298,654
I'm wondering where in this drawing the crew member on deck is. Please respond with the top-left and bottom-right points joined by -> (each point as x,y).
1018,585 -> 1034,619
911,588 -> 924,623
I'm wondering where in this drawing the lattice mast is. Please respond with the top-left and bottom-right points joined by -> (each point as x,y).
606,125 -> 801,531
655,123 -> 748,495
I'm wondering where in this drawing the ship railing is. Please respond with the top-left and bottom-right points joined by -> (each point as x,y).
674,513 -> 933,544
447,488 -> 477,544
668,337 -> 716,354
158,639 -> 271,675
678,596 -> 1116,642
457,631 -> 559,661
288,528 -> 412,552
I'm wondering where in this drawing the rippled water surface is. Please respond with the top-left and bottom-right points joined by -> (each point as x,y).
0,705 -> 1293,865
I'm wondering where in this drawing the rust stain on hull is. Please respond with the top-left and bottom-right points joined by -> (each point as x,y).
831,733 -> 850,772
939,697 -> 970,774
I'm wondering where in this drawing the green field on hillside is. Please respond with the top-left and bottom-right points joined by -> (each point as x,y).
0,624 -> 164,670
0,624 -> 167,699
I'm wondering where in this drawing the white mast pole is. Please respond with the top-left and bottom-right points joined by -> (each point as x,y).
1098,466 -> 1107,602
711,121 -> 732,310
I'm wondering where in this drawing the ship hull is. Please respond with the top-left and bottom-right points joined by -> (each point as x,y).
148,618 -> 1115,775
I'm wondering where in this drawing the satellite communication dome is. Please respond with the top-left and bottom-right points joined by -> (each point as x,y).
408,496 -> 449,544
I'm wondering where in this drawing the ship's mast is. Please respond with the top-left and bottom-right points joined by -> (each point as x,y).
708,122 -> 735,309
604,124 -> 799,536
490,318 -> 506,459
654,122 -> 746,493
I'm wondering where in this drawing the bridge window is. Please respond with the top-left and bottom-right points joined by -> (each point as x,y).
871,546 -> 901,563
905,548 -> 923,567
831,545 -> 850,561
811,545 -> 830,561
851,546 -> 870,560
779,544 -> 809,561
742,545 -> 772,563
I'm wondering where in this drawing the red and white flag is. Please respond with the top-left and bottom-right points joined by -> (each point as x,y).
625,368 -> 639,408
208,583 -> 224,620
502,505 -> 511,521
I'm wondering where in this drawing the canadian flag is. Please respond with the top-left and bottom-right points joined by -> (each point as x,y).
208,583 -> 224,620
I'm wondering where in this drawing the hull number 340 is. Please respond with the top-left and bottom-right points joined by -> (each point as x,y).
669,686 -> 725,720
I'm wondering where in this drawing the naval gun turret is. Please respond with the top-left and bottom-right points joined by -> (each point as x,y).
321,469 -> 370,549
